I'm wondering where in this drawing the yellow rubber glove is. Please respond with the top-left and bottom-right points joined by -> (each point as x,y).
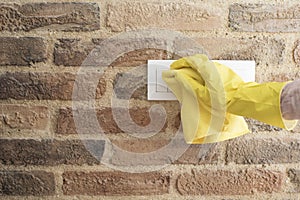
162,54 -> 297,144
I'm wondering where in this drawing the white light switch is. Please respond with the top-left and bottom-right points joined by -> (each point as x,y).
156,68 -> 168,92
147,60 -> 255,101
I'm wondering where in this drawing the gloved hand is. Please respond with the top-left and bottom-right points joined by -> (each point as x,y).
162,54 -> 249,144
281,79 -> 300,120
162,54 -> 297,144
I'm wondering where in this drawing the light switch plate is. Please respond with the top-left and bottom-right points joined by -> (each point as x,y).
147,60 -> 255,101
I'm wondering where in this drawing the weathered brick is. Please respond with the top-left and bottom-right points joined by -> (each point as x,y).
174,143 -> 222,165
0,139 -> 104,165
106,2 -> 221,32
110,139 -> 222,166
174,112 -> 181,130
57,107 -> 105,135
111,138 -> 171,153
245,118 -> 282,133
268,72 -> 299,82
54,38 -> 169,67
112,49 -> 168,100
63,171 -> 170,195
114,71 -> 147,100
0,105 -> 49,132
0,37 -> 46,66
226,137 -> 300,164
0,72 -> 105,100
293,40 -> 300,65
177,169 -> 283,195
187,37 -> 285,66
54,39 -> 96,66
0,3 -> 100,31
229,4 -> 300,32
288,169 -> 300,192
110,48 -> 168,67
57,107 -> 169,135
110,139 -> 184,166
0,171 -> 55,196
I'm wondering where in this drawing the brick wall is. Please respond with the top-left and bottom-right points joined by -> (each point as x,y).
1,0 -> 300,199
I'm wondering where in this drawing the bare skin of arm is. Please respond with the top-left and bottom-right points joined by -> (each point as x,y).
281,79 -> 300,120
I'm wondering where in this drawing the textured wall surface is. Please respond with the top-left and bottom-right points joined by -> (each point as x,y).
1,0 -> 300,199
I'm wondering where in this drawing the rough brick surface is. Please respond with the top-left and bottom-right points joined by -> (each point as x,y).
193,37 -> 285,66
293,40 -> 300,65
106,2 -> 221,32
177,169 -> 283,195
0,171 -> 55,196
0,37 -> 46,66
245,118 -> 282,133
111,138 -> 171,153
0,72 -> 105,100
63,171 -> 170,195
226,137 -> 300,164
54,38 -> 168,67
0,3 -> 100,31
114,71 -> 147,100
288,169 -> 300,192
174,143 -> 222,165
268,72 -> 299,82
229,4 -> 300,32
109,48 -> 167,100
110,48 -> 168,67
54,39 -> 96,66
110,139 -> 222,166
0,105 -> 49,132
0,139 -> 104,165
57,107 -> 169,135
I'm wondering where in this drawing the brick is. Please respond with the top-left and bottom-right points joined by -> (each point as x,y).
90,37 -> 172,66
0,3 -> 100,32
0,37 -> 46,66
0,72 -> 105,100
226,137 -> 300,164
288,169 -> 300,192
174,112 -> 181,130
109,139 -> 183,166
293,40 -> 300,65
0,105 -> 49,132
177,169 -> 283,195
57,107 -> 102,135
185,37 -> 285,66
0,171 -> 55,196
111,138 -> 171,153
54,38 -> 169,67
57,107 -> 169,135
110,139 -> 222,166
111,49 -> 167,98
174,143 -> 222,165
112,49 -> 168,100
268,72 -> 299,82
194,37 -> 286,82
245,118 -> 282,133
229,4 -> 300,32
110,48 -> 168,67
63,171 -> 170,195
0,139 -> 104,165
54,39 -> 96,66
106,2 -> 221,32
114,71 -> 147,100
